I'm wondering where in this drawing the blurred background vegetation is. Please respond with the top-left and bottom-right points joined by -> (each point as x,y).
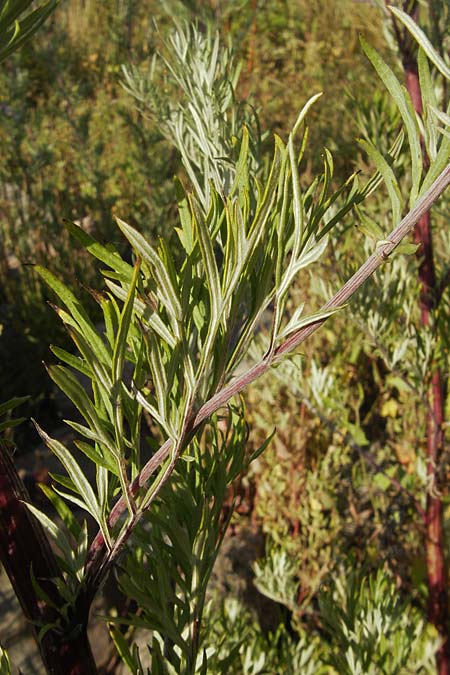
1,1 -> 449,672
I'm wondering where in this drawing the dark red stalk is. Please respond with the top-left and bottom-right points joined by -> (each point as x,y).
0,439 -> 97,674
391,3 -> 450,672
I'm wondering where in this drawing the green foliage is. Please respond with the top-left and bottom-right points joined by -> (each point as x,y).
202,597 -> 328,675
236,8 -> 450,670
319,568 -> 438,674
0,394 -> 29,432
233,0 -> 387,177
0,0 -> 179,431
2,3 -> 450,674
28,9 -> 450,673
0,0 -> 58,62
122,21 -> 264,209
0,643 -> 11,675
109,407 -> 270,673
33,89 -> 362,553
249,383 -> 355,614
0,0 -> 390,430
339,4 -> 450,492
0,1 -> 60,432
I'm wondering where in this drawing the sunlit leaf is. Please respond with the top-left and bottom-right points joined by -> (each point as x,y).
389,6 -> 450,82
33,421 -> 102,523
361,36 -> 422,205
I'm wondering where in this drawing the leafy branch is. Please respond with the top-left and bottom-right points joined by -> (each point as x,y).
82,160 -> 450,591
27,11 -> 450,643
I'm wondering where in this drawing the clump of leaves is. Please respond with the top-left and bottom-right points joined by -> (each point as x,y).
319,567 -> 439,674
122,20 -> 264,209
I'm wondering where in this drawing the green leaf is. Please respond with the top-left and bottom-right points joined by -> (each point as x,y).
389,7 -> 450,82
50,346 -> 91,378
65,419 -> 114,455
112,259 -> 141,385
0,0 -> 35,33
64,219 -> 132,276
96,464 -> 110,524
50,486 -> 99,518
292,92 -> 323,137
47,364 -> 99,429
361,36 -> 422,205
418,48 -> 438,160
278,305 -> 342,342
0,395 -> 29,416
0,1 -> 58,63
73,440 -> 119,477
395,241 -> 420,255
116,218 -> 182,331
358,139 -> 402,225
430,106 -> 450,129
147,331 -> 169,423
373,472 -> 391,491
343,421 -> 369,447
239,429 -> 276,478
36,266 -> 110,365
38,483 -> 82,539
49,472 -> 78,493
0,644 -> 11,674
33,421 -> 101,523
25,502 -> 75,565
174,177 -> 195,254
288,132 -> 305,258
104,278 -> 177,348
356,207 -> 385,241
101,294 -> 120,350
247,136 -> 283,249
190,195 -> 222,330
65,327 -> 112,409
0,417 -> 26,432
29,565 -> 59,611
230,124 -> 250,197
419,123 -> 450,196
108,625 -> 137,672
133,389 -> 173,436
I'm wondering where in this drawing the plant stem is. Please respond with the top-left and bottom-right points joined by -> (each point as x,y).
0,439 -> 98,675
84,163 -> 450,590
391,4 -> 450,671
